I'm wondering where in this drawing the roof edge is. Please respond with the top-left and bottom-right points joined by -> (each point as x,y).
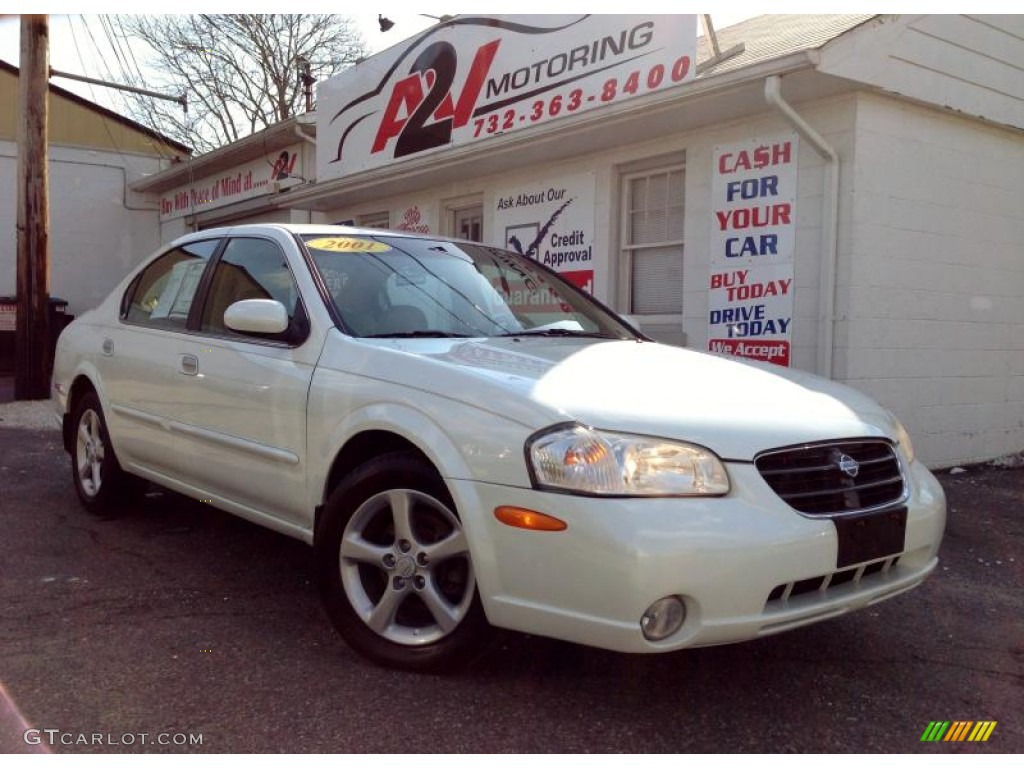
279,49 -> 818,209
0,58 -> 192,156
132,115 -> 313,193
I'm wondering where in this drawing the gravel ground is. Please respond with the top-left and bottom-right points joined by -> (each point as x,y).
0,400 -> 59,431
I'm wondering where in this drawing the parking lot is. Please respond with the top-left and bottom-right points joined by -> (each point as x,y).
1,402 -> 1021,753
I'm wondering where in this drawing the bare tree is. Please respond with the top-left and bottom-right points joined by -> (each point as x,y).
119,14 -> 367,152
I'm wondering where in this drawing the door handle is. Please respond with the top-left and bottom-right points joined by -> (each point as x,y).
180,354 -> 199,376
102,338 -> 114,356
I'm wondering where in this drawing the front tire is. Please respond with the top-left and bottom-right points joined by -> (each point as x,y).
70,391 -> 143,514
315,451 -> 489,672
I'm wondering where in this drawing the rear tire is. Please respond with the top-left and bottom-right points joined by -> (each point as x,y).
70,391 -> 145,514
315,451 -> 490,672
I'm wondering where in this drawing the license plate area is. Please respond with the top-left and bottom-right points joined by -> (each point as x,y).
833,507 -> 907,569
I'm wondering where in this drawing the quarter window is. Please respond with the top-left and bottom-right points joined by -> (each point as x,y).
200,238 -> 301,339
122,240 -> 219,329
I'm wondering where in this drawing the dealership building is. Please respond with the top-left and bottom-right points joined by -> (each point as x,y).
132,13 -> 1024,469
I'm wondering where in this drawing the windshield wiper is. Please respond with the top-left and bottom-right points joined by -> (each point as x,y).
363,331 -> 474,339
498,328 -> 618,339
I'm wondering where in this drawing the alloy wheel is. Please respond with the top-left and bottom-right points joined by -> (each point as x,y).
339,488 -> 474,646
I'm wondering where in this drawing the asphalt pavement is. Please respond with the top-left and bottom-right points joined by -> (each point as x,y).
0,412 -> 1021,753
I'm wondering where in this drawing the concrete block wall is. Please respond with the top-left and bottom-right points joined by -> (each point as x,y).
0,143 -> 164,315
838,92 -> 1024,467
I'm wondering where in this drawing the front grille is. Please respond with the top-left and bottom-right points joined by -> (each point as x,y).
755,439 -> 905,515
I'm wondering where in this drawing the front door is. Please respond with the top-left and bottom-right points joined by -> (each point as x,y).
173,235 -> 318,528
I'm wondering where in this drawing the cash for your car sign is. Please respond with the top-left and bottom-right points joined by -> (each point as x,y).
493,173 -> 596,293
317,15 -> 697,181
708,134 -> 799,367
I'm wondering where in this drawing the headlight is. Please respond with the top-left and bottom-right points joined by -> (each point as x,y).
892,416 -> 916,464
526,424 -> 730,497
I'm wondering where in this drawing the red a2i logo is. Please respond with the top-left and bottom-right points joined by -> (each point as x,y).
372,39 -> 501,158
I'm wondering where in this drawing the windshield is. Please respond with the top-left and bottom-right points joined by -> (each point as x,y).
301,234 -> 639,340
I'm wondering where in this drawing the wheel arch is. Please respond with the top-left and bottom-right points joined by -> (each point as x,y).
63,371 -> 103,452
313,405 -> 475,539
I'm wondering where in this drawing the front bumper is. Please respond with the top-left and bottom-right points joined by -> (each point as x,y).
449,460 -> 945,653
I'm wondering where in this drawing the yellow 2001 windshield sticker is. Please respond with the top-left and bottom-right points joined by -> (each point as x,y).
306,237 -> 391,253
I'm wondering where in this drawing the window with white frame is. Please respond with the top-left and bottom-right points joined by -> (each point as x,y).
621,164 -> 685,316
357,210 -> 390,230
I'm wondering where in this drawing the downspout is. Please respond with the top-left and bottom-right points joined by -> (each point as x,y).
295,125 -> 316,146
764,74 -> 839,379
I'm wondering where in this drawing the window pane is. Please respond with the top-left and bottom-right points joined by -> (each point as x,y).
668,170 -> 684,206
668,204 -> 684,241
630,177 -> 646,214
627,169 -> 683,246
630,210 -> 648,243
624,165 -> 684,315
201,238 -> 298,335
648,172 -> 668,209
358,211 -> 390,229
123,240 -> 217,329
631,245 -> 683,314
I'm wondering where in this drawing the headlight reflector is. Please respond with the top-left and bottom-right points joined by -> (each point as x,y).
527,425 -> 729,496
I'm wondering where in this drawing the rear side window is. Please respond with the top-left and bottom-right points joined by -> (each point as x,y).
122,240 -> 219,329
200,237 -> 302,341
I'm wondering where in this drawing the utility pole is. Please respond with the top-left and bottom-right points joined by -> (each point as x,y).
15,14 -> 50,400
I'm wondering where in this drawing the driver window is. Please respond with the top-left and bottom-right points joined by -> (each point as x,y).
200,238 -> 299,337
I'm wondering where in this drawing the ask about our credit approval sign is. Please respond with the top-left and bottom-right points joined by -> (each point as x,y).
708,134 -> 799,367
317,15 -> 697,181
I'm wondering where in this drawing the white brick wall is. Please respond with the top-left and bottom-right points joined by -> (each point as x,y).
841,93 -> 1024,467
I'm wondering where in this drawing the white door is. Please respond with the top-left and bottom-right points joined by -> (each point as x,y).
102,239 -> 220,480
172,236 -> 318,527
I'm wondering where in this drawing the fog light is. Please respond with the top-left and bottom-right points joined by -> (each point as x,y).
640,596 -> 686,641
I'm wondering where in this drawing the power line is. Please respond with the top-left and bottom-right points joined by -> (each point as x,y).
77,15 -> 116,83
65,15 -> 149,170
112,14 -> 147,86
99,14 -> 136,89
66,16 -> 186,160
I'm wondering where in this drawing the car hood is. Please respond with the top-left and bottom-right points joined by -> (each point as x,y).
340,335 -> 897,461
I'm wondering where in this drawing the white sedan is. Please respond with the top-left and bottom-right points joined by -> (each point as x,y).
52,224 -> 946,671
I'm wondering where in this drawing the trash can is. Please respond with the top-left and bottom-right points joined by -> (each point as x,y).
48,298 -> 73,369
0,296 -> 15,374
0,297 -> 75,374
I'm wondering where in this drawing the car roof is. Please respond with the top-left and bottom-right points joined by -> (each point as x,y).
170,223 -> 481,250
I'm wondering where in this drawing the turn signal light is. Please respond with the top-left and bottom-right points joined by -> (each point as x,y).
494,506 -> 567,532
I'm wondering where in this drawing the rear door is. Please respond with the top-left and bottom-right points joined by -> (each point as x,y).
102,239 -> 220,479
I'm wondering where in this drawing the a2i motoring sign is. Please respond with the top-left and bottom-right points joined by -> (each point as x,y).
317,15 -> 697,181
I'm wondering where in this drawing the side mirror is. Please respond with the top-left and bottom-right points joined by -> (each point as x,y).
223,299 -> 289,335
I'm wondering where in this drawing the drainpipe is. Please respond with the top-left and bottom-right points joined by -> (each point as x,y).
764,75 -> 839,379
295,125 -> 316,146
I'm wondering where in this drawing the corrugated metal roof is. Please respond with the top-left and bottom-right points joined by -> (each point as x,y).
0,58 -> 192,155
697,14 -> 877,77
